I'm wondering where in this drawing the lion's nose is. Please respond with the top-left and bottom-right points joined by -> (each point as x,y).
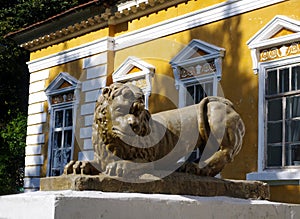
127,115 -> 139,133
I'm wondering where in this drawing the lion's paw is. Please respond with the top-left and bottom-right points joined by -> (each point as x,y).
63,160 -> 100,175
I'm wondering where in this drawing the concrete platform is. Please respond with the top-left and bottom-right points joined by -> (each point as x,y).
40,172 -> 270,200
1,190 -> 300,219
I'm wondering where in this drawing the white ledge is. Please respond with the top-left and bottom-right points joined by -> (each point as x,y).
247,170 -> 300,185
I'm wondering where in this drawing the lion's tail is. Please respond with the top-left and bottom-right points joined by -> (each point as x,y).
199,96 -> 245,157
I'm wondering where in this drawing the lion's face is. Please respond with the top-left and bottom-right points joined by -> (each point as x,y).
98,83 -> 151,140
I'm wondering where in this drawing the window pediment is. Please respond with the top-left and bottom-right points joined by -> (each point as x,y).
113,56 -> 155,82
45,72 -> 78,95
112,56 -> 155,109
45,72 -> 79,109
170,39 -> 225,67
247,16 -> 300,74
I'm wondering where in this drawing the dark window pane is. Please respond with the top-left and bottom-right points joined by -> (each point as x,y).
267,70 -> 277,95
279,68 -> 289,93
52,169 -> 60,176
267,122 -> 282,143
285,144 -> 300,166
287,96 -> 300,118
195,84 -> 205,104
186,85 -> 195,106
65,109 -> 73,127
204,82 -> 213,96
55,110 -> 63,128
268,99 -> 282,121
292,66 -> 300,91
64,130 -> 72,148
267,145 -> 282,166
285,120 -> 300,142
53,131 -> 62,148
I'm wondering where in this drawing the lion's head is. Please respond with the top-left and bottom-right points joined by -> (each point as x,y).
94,83 -> 151,145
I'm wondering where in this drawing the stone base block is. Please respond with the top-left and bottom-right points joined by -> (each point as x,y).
1,190 -> 300,219
40,172 -> 269,200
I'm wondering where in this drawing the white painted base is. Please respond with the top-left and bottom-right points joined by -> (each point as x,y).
0,190 -> 300,219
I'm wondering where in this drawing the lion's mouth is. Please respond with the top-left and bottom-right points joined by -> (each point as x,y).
111,126 -> 137,137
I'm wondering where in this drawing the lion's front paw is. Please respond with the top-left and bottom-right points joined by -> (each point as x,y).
104,161 -> 148,178
104,161 -> 127,177
63,160 -> 100,175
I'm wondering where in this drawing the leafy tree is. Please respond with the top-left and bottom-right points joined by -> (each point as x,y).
0,111 -> 27,195
0,0 -> 102,194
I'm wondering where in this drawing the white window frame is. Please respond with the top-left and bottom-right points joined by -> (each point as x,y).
45,72 -> 79,176
247,16 -> 300,185
170,39 -> 225,108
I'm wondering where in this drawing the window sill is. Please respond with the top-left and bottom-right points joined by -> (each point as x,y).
246,169 -> 300,185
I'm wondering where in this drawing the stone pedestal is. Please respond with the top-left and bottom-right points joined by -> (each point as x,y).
1,190 -> 300,219
40,172 -> 269,200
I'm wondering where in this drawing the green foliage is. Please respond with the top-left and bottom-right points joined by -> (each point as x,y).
0,111 -> 27,195
0,0 -> 96,194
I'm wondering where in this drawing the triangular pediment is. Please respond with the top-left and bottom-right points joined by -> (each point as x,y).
45,72 -> 78,95
112,56 -> 155,82
247,16 -> 300,48
170,39 -> 225,66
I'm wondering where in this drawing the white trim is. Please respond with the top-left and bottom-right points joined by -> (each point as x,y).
113,0 -> 286,51
27,37 -> 113,73
26,0 -> 285,73
28,103 -> 44,115
247,15 -> 300,74
25,145 -> 42,155
25,155 -> 44,166
247,170 -> 300,185
27,113 -> 47,125
247,15 -> 300,48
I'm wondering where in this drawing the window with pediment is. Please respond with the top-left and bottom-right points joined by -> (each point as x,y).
170,39 -> 225,162
170,39 -> 225,108
112,56 -> 155,109
45,72 -> 79,176
247,16 -> 300,184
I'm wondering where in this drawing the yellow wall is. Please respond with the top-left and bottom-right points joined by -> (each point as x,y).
270,185 -> 300,204
31,0 -> 300,203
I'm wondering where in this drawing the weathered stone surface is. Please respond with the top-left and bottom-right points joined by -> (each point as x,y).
40,172 -> 269,200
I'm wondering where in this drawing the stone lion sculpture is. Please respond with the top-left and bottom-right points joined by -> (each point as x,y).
64,82 -> 245,179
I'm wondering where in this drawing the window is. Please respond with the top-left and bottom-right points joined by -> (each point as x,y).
170,39 -> 225,108
185,78 -> 214,106
45,72 -> 79,176
266,64 -> 300,168
170,39 -> 225,162
247,16 -> 300,184
50,107 -> 73,176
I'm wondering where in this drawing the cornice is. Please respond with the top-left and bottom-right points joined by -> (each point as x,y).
18,0 -> 189,51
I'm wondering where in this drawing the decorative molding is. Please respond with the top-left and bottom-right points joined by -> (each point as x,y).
27,0 -> 285,73
170,39 -> 224,91
247,15 -> 300,74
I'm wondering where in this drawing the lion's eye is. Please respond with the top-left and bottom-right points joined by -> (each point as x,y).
122,90 -> 133,99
